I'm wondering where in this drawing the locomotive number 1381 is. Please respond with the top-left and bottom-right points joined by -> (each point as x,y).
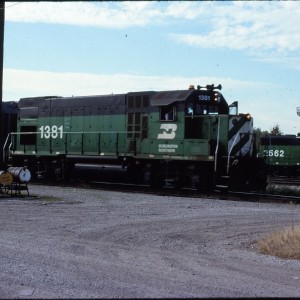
39,125 -> 63,139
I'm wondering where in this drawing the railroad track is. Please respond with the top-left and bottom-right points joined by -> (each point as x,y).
27,179 -> 300,204
268,176 -> 300,186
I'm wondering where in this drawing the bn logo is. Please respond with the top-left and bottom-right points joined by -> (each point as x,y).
157,124 -> 177,139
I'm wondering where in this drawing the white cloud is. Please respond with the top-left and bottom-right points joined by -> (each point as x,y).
3,68 -> 267,100
6,1 -> 300,69
5,1 -> 164,28
164,1 -> 205,19
169,2 -> 300,68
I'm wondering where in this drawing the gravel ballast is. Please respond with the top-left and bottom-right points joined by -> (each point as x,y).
1,184 -> 300,298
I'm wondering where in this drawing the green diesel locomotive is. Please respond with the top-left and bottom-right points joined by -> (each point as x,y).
259,134 -> 300,177
5,84 -> 267,191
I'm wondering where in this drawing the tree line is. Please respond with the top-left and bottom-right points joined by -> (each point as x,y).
253,124 -> 283,149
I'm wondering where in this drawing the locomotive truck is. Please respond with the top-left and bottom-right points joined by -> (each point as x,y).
3,84 -> 267,191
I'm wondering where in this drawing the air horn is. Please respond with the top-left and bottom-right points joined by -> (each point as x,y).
197,84 -> 222,91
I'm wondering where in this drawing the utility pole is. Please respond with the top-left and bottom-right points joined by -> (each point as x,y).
0,2 -> 4,168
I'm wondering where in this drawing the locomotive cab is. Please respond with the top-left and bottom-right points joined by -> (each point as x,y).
147,85 -> 266,191
149,84 -> 229,158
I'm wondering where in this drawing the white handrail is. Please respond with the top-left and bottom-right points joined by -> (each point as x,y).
2,133 -> 11,164
227,133 -> 240,174
214,117 -> 220,173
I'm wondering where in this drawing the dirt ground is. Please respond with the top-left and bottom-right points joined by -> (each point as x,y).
1,184 -> 300,298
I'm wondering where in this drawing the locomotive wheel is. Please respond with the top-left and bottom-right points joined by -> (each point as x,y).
127,164 -> 143,184
190,164 -> 214,190
61,161 -> 75,182
149,164 -> 164,188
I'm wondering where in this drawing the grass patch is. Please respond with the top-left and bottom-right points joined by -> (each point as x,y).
258,184 -> 300,259
257,226 -> 300,259
266,184 -> 300,196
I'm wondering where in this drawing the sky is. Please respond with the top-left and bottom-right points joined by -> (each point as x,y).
3,1 -> 300,134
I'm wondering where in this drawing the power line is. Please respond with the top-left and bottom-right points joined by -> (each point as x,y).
0,2 -> 24,10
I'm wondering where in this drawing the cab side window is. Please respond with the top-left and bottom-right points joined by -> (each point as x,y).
208,106 -> 218,115
186,103 -> 208,116
160,104 -> 175,121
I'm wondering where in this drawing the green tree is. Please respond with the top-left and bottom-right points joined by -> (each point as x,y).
253,125 -> 283,154
253,127 -> 269,149
270,124 -> 283,135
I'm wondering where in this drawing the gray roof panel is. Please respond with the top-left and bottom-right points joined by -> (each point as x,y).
150,90 -> 193,106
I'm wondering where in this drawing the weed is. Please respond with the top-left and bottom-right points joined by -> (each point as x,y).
266,185 -> 300,196
257,226 -> 300,259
